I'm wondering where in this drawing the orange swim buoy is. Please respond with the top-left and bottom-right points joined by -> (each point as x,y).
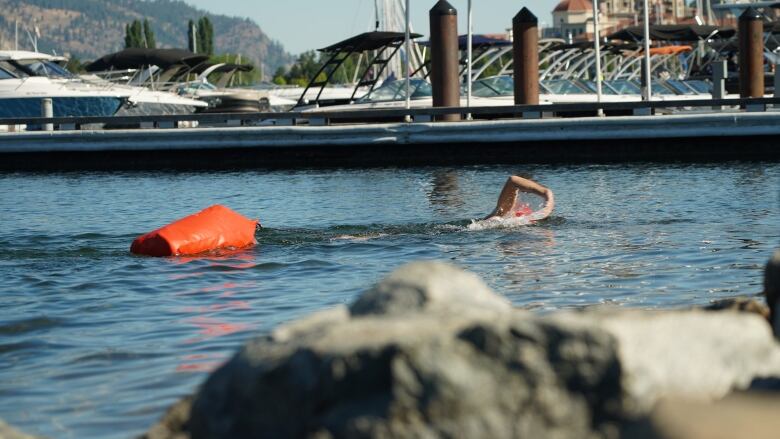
131,205 -> 258,257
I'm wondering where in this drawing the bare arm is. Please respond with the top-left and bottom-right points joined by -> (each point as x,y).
485,176 -> 554,220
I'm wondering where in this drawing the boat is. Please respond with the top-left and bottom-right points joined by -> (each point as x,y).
0,50 -> 207,117
0,50 -> 125,119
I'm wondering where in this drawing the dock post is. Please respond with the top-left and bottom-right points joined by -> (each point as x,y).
738,7 -> 764,99
41,98 -> 53,131
429,0 -> 460,121
512,8 -> 539,105
774,63 -> 780,99
712,60 -> 726,110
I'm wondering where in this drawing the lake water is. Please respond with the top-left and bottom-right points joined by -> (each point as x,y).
1,163 -> 778,438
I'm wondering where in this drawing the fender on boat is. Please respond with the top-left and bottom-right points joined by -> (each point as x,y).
131,205 -> 258,256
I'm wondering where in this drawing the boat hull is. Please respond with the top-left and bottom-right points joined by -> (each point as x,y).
0,96 -> 123,118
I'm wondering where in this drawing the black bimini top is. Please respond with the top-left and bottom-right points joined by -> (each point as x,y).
319,31 -> 422,53
85,48 -> 210,71
607,25 -> 736,42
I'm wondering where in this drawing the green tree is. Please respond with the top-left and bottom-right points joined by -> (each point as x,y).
272,66 -> 287,85
197,16 -> 214,55
143,19 -> 156,49
124,19 -> 144,48
65,56 -> 85,73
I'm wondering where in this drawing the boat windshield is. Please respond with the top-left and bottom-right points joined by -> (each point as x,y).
651,80 -> 676,95
578,80 -> 618,95
541,79 -> 588,95
177,81 -> 217,95
684,80 -> 711,94
356,79 -> 432,103
14,59 -> 73,78
471,76 -> 514,97
664,79 -> 694,94
605,80 -> 641,95
0,65 -> 16,79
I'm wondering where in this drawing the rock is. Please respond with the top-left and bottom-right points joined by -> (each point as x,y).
146,261 -> 780,439
766,250 -> 780,335
350,261 -> 511,317
623,393 -> 780,439
0,419 -> 45,439
556,308 -> 780,414
140,397 -> 193,439
183,262 -> 622,439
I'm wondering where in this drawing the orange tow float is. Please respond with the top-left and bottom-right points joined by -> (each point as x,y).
131,205 -> 258,257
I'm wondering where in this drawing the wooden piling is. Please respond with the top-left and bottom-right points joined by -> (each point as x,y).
738,7 -> 764,98
512,8 -> 540,105
429,0 -> 460,121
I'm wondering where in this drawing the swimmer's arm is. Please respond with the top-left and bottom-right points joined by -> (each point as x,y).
510,176 -> 555,219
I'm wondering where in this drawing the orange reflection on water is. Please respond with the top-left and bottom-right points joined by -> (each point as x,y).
179,300 -> 252,314
175,281 -> 256,297
175,353 -> 227,373
181,317 -> 253,345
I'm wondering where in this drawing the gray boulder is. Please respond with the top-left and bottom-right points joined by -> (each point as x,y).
555,308 -> 780,414
147,261 -> 780,439
186,262 -> 623,439
350,261 -> 511,317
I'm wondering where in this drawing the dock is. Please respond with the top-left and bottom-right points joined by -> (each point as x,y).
2,97 -> 780,170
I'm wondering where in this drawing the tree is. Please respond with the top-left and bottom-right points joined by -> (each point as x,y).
197,16 -> 214,55
124,19 -> 144,48
124,23 -> 132,48
143,19 -> 156,49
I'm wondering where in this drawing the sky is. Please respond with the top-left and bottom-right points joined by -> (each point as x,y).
184,0 -> 557,55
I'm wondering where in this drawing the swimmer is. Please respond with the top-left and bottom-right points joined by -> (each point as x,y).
484,176 -> 554,221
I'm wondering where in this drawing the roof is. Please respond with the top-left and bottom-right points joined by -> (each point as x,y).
607,25 -> 735,41
85,48 -> 209,72
319,31 -> 422,53
553,0 -> 593,13
0,50 -> 55,61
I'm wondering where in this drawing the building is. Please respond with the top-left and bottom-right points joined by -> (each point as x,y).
552,0 -> 621,40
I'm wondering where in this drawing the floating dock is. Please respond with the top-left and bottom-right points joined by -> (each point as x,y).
1,99 -> 779,170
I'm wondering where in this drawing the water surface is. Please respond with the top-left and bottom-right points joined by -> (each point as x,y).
1,164 -> 778,438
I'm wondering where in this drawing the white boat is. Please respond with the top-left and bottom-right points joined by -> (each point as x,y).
0,51 -> 125,119
0,50 -> 207,117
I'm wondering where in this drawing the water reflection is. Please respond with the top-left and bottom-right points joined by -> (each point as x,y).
428,170 -> 464,211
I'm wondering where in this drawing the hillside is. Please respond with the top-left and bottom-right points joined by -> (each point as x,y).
0,0 -> 294,78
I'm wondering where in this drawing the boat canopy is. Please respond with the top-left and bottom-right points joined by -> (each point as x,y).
85,48 -> 209,71
319,31 -> 422,53
191,63 -> 254,75
419,34 -> 511,50
0,50 -> 56,61
545,41 -> 639,53
608,25 -> 735,41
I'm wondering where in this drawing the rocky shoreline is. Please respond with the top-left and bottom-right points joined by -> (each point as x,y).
143,251 -> 779,439
3,252 -> 779,439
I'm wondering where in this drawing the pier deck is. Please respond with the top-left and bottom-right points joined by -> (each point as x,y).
2,99 -> 779,170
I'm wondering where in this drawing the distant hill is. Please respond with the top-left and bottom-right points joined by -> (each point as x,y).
0,0 -> 294,78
